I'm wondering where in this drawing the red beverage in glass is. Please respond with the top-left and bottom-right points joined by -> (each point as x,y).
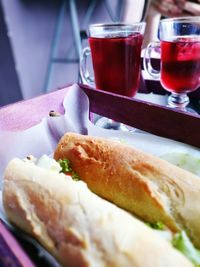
161,39 -> 200,94
89,33 -> 143,97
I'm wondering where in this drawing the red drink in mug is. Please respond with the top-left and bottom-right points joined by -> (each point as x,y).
80,23 -> 146,98
80,23 -> 146,129
161,38 -> 200,94
143,17 -> 200,111
89,33 -> 143,97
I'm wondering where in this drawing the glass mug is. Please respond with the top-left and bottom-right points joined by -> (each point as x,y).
144,17 -> 200,111
80,23 -> 145,130
80,23 -> 146,97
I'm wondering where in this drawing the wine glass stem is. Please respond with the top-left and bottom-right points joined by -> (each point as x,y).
168,93 -> 189,109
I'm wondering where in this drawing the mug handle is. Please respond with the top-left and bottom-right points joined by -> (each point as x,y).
143,42 -> 160,80
80,47 -> 94,85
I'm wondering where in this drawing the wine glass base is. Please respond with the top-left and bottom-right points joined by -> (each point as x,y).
95,117 -> 131,131
168,93 -> 189,109
167,93 -> 198,114
167,105 -> 198,114
183,107 -> 198,114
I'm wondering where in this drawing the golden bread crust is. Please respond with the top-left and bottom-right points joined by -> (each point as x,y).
54,132 -> 200,248
3,158 -> 192,267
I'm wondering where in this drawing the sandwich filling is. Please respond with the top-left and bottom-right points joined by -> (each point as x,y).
27,154 -> 200,267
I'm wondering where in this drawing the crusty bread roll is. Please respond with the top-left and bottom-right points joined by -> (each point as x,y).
3,158 -> 192,267
54,132 -> 200,249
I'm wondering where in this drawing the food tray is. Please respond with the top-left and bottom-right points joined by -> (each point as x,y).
0,82 -> 200,266
79,84 -> 200,148
0,83 -> 200,148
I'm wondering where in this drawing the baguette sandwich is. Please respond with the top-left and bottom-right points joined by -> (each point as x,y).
54,132 -> 200,250
2,156 -> 195,267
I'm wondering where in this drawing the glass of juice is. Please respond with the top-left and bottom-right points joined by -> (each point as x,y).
143,17 -> 200,112
80,23 -> 146,130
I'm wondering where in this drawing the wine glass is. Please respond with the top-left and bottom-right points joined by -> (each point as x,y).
143,17 -> 200,112
80,22 -> 146,130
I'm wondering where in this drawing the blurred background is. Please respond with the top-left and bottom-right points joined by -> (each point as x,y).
0,0 -> 147,107
0,0 -> 199,107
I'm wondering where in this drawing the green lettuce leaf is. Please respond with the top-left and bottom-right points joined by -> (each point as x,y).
147,221 -> 165,230
172,231 -> 200,266
58,159 -> 80,181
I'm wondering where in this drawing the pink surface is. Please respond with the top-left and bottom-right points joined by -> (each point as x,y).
0,87 -> 70,131
0,220 -> 35,267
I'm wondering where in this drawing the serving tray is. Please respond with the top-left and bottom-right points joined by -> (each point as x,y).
0,82 -> 200,266
1,83 -> 200,148
80,84 -> 200,148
